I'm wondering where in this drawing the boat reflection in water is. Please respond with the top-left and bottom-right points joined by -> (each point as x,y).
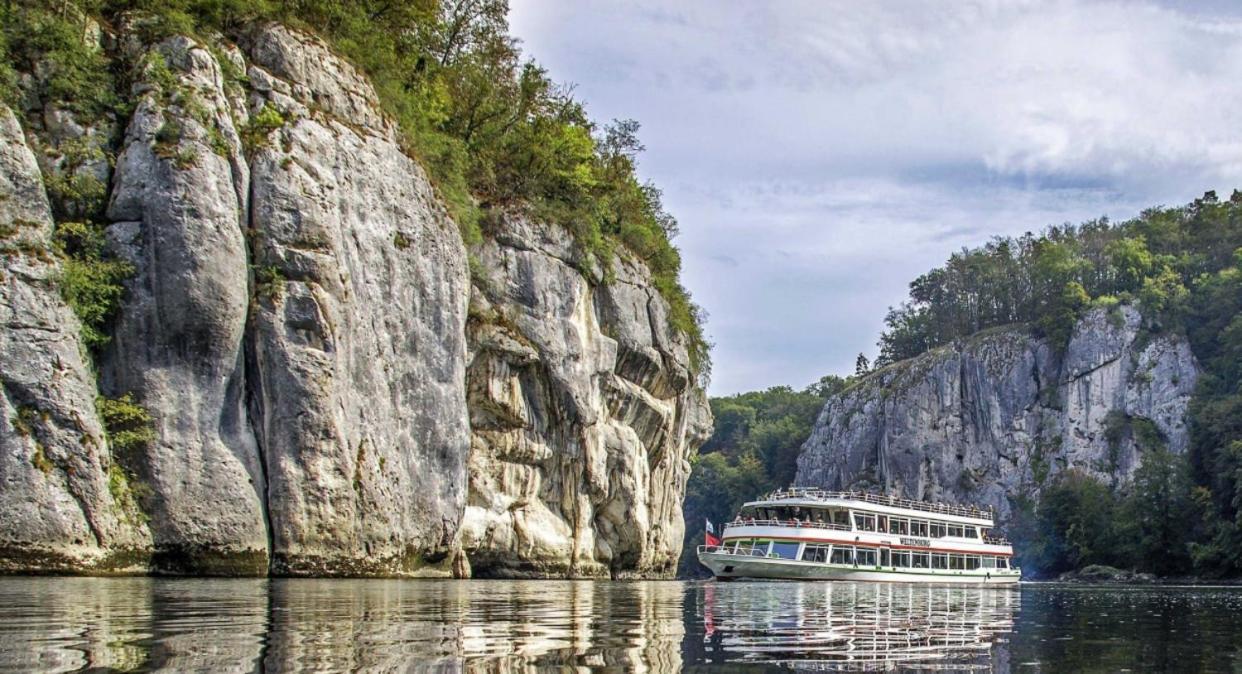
696,581 -> 1016,670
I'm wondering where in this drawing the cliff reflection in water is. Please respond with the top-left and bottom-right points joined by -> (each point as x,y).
9,577 -> 1242,672
694,582 -> 1015,670
0,577 -> 688,672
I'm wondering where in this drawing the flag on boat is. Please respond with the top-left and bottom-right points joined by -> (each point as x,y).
705,519 -> 721,547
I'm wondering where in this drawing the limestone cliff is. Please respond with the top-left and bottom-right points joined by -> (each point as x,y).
0,23 -> 708,577
796,305 -> 1199,519
460,217 -> 712,578
0,107 -> 150,572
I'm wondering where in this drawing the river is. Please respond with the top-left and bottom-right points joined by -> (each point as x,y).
1,577 -> 1239,672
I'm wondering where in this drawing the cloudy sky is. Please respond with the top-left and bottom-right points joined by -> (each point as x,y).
508,0 -> 1242,395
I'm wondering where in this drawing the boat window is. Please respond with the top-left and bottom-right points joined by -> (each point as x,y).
852,512 -> 876,532
930,522 -> 946,538
966,556 -> 981,570
893,551 -> 911,568
771,542 -> 801,560
830,546 -> 853,565
982,556 -> 997,568
856,549 -> 877,566
964,527 -> 978,539
802,544 -> 830,563
998,558 -> 1009,569
877,515 -> 887,531
932,554 -> 948,569
911,552 -> 929,569
748,541 -> 772,557
948,525 -> 964,537
831,509 -> 850,526
950,554 -> 964,570
913,520 -> 929,537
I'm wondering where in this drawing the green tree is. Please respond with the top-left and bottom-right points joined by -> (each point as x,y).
1125,449 -> 1194,575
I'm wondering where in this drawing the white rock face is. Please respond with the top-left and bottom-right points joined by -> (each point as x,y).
797,305 -> 1200,519
244,25 -> 471,576
0,24 -> 709,577
459,217 -> 712,578
101,36 -> 269,574
0,106 -> 150,570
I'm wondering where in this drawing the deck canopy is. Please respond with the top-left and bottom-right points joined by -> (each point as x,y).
742,489 -> 994,527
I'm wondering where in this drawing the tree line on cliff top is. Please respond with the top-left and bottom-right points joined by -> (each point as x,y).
0,0 -> 709,379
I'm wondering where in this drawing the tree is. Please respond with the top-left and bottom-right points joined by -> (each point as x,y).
854,353 -> 870,376
1125,449 -> 1194,575
805,374 -> 849,399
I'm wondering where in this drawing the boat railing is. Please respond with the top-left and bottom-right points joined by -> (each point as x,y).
983,535 -> 1011,546
723,518 -> 852,532
762,487 -> 994,521
697,544 -> 781,559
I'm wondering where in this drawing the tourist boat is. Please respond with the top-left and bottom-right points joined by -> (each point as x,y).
697,488 -> 1020,584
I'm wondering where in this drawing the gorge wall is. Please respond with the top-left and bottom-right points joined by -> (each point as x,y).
796,305 -> 1199,520
0,22 -> 709,577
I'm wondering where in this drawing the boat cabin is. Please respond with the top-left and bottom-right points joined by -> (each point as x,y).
734,503 -> 988,541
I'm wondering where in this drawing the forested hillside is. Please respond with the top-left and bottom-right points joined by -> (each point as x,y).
874,192 -> 1242,577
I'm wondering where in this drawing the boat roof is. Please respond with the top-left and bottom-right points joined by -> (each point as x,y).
743,488 -> 994,526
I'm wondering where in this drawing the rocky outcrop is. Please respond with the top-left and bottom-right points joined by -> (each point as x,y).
459,217 -> 713,578
243,25 -> 471,576
0,106 -> 150,571
0,23 -> 708,576
101,36 -> 267,575
796,305 -> 1199,518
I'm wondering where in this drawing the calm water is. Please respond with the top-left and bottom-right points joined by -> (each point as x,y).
0,578 -> 1240,672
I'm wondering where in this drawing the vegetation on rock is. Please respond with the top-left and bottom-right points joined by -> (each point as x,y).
876,193 -> 1238,364
96,393 -> 155,456
0,0 -> 709,379
53,221 -> 133,352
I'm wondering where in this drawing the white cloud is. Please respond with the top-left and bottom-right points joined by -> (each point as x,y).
508,0 -> 1242,394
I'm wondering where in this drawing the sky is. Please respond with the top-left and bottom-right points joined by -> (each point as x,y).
507,0 -> 1242,395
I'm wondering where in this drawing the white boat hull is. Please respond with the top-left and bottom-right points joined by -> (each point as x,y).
698,550 -> 1021,585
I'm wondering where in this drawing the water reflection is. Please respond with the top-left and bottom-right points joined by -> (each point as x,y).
0,578 -> 689,672
0,577 -> 267,672
695,582 -> 1015,670
1,578 -> 1241,672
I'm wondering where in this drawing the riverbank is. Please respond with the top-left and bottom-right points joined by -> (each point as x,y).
1041,564 -> 1242,586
